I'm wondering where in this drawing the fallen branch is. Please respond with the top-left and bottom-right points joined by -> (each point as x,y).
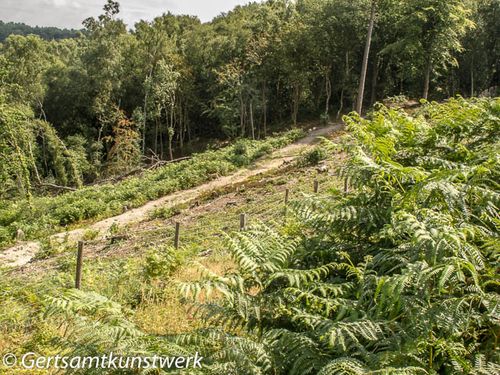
37,183 -> 77,192
147,156 -> 191,170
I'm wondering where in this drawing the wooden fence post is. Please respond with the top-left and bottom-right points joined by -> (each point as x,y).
314,179 -> 319,193
75,241 -> 84,289
240,213 -> 247,231
174,222 -> 181,249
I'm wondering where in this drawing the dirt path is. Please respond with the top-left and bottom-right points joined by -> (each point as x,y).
0,123 -> 342,268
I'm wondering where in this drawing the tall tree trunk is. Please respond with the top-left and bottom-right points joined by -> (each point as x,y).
262,82 -> 267,137
166,130 -> 172,160
168,105 -> 174,161
356,0 -> 376,114
142,67 -> 153,154
167,130 -> 173,161
240,93 -> 245,137
179,99 -> 184,151
337,88 -> 344,120
423,60 -> 431,100
28,141 -> 42,184
249,100 -> 255,140
470,58 -> 475,97
292,84 -> 300,126
159,114 -> 164,159
370,56 -> 380,105
143,91 -> 148,154
325,70 -> 332,115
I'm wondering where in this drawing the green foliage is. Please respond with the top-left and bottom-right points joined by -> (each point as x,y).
0,129 -> 302,248
382,0 -> 475,98
298,146 -> 328,166
0,0 -> 499,370
0,100 -> 35,199
0,98 -> 85,199
5,99 -> 497,373
181,98 -> 500,373
229,136 -> 281,167
0,0 -> 497,209
143,245 -> 183,280
82,228 -> 99,241
1,0 -> 492,195
150,205 -> 182,220
0,34 -> 50,106
37,120 -> 84,188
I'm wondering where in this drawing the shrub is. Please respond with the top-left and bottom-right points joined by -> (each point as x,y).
230,139 -> 252,166
143,245 -> 182,280
320,112 -> 330,124
298,146 -> 328,166
149,206 -> 177,220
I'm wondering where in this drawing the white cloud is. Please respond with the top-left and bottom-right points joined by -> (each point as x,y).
52,0 -> 69,7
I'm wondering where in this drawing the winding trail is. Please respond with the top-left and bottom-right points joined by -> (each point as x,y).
0,123 -> 343,268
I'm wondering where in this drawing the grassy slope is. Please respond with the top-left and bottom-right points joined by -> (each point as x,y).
0,144 -> 343,356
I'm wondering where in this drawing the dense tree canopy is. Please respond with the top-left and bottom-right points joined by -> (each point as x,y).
0,0 -> 498,197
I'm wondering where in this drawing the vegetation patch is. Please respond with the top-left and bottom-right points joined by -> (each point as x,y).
178,98 -> 500,373
0,129 -> 303,248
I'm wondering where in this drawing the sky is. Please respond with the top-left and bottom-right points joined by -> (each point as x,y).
0,0 -> 253,29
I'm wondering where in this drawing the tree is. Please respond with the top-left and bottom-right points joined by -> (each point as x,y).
134,19 -> 172,153
211,60 -> 247,138
396,0 -> 474,99
81,0 -> 128,145
0,34 -> 50,113
0,97 -> 84,198
456,0 -> 500,97
356,0 -> 377,114
148,60 -> 180,160
0,21 -> 80,42
104,109 -> 141,175
0,0 -> 497,192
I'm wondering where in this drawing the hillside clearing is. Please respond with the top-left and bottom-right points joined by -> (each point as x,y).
0,123 -> 342,268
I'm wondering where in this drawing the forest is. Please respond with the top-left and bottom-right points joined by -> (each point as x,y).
0,0 -> 499,374
1,0 -> 498,197
0,21 -> 81,42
